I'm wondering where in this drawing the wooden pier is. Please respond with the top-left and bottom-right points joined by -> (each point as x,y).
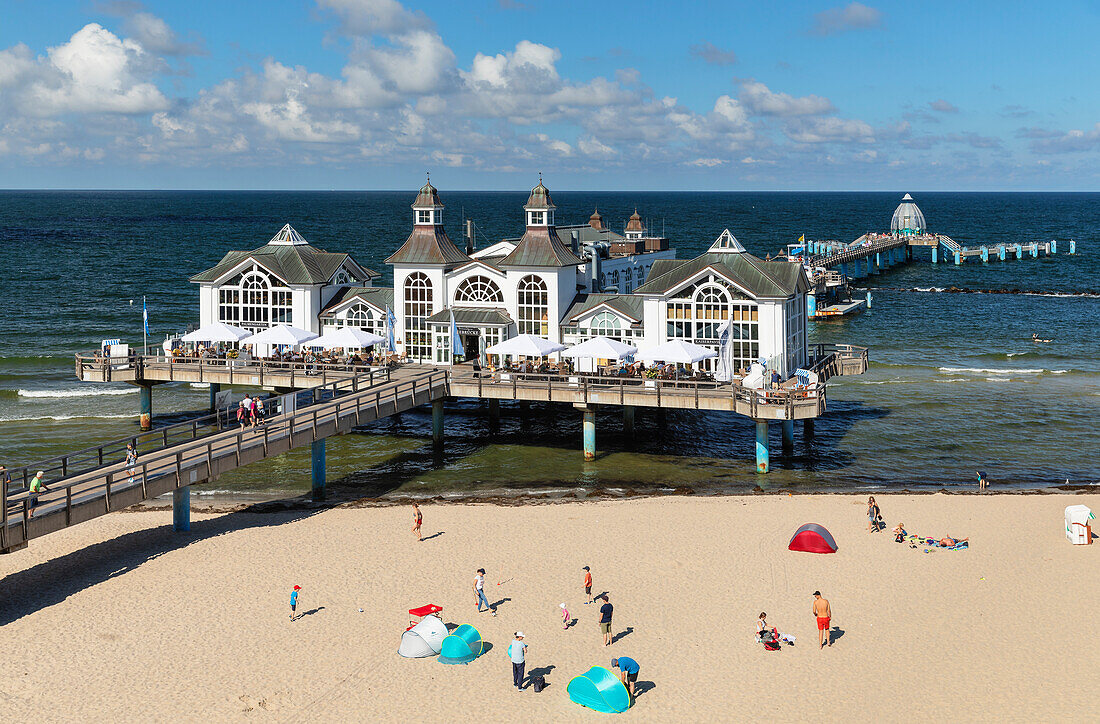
2,344 -> 867,552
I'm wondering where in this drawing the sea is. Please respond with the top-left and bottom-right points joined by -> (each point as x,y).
1,191 -> 1097,501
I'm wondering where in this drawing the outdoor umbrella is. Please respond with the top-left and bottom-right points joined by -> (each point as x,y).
636,340 -> 718,364
485,334 -> 566,357
240,324 -> 318,348
560,336 -> 638,360
180,322 -> 251,343
302,327 -> 385,349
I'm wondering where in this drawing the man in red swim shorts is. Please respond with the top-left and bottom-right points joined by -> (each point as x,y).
812,591 -> 832,649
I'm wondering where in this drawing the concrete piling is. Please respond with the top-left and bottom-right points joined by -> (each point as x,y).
755,421 -> 769,473
173,486 -> 190,532
311,438 -> 326,502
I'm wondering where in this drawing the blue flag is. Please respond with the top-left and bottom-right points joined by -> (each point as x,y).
450,310 -> 464,359
143,296 -> 149,335
385,304 -> 397,353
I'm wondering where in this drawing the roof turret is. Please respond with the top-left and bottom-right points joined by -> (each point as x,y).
625,209 -> 644,233
891,193 -> 926,233
589,207 -> 603,231
412,175 -> 444,209
525,175 -> 556,210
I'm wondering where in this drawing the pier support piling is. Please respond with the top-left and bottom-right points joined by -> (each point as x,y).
1070,240 -> 1076,255
311,438 -> 326,502
139,383 -> 153,431
999,245 -> 1006,261
172,486 -> 190,532
781,420 -> 794,455
487,398 -> 500,429
874,252 -> 881,273
755,421 -> 769,473
208,382 -> 221,413
431,398 -> 444,448
866,291 -> 872,309
931,246 -> 938,264
1051,239 -> 1057,254
623,405 -> 635,437
1016,244 -> 1022,260
954,251 -> 961,265
803,418 -> 815,441
580,407 -> 597,461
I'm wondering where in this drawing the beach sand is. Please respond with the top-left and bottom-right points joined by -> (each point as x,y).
2,494 -> 1097,722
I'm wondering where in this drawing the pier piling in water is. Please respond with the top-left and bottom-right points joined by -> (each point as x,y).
580,406 -> 597,461
208,382 -> 220,412
932,246 -> 938,264
311,438 -> 326,502
781,420 -> 794,455
173,486 -> 190,532
803,418 -> 815,441
432,399 -> 444,448
139,383 -> 153,431
755,421 -> 769,473
623,405 -> 635,436
487,398 -> 499,428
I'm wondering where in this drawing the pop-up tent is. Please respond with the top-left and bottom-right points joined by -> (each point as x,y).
399,614 -> 448,658
788,523 -> 838,553
438,624 -> 484,665
567,666 -> 631,713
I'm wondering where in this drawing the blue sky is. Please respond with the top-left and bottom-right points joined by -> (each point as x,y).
0,0 -> 1098,190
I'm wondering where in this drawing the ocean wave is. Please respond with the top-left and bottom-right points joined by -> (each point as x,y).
0,413 -> 134,422
933,378 -> 970,383
18,388 -> 137,398
939,366 -> 1046,375
985,377 -> 1013,383
876,286 -> 1100,298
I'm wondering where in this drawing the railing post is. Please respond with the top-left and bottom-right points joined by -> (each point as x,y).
140,462 -> 148,498
66,486 -> 72,526
105,473 -> 113,512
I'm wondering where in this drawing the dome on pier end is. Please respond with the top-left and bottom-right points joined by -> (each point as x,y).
891,193 -> 926,235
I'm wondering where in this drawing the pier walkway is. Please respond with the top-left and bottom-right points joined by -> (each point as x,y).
2,344 -> 866,553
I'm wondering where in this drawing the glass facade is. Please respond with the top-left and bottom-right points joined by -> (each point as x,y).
517,275 -> 549,335
403,272 -> 432,362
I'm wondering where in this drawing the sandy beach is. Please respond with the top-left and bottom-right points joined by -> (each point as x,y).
2,493 -> 1097,722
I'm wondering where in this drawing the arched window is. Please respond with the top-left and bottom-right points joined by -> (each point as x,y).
341,303 -> 382,336
517,275 -> 548,336
403,272 -> 432,362
589,311 -> 623,341
331,268 -> 353,286
693,284 -> 729,341
217,264 -> 292,332
454,275 -> 503,304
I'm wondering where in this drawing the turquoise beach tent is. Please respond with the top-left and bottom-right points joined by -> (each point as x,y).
438,624 -> 484,665
567,666 -> 631,713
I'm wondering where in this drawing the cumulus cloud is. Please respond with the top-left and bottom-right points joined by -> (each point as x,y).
739,80 -> 833,117
318,0 -> 429,35
123,12 -> 206,57
929,99 -> 958,113
810,2 -> 883,36
1027,123 -> 1100,153
784,117 -> 874,144
689,42 -> 737,66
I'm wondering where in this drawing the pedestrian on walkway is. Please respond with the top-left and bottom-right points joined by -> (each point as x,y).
290,585 -> 302,621
28,471 -> 47,517
236,400 -> 248,428
254,397 -> 266,426
508,632 -> 527,691
582,566 -> 593,604
598,594 -> 614,646
126,441 -> 138,485
473,568 -> 492,614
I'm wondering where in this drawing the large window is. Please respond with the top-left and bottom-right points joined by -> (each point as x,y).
404,272 -> 432,362
454,275 -> 503,304
693,285 -> 729,341
728,302 -> 760,373
589,311 -> 622,341
218,265 -> 292,332
343,303 -> 383,336
517,275 -> 548,335
785,295 -> 807,374
664,275 -> 757,372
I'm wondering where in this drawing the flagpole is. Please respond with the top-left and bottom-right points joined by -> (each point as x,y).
143,295 -> 147,355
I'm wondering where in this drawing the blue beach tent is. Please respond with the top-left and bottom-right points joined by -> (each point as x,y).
437,624 -> 484,665
567,666 -> 631,713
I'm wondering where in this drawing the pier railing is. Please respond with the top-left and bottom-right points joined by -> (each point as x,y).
3,367 -> 445,549
75,352 -> 392,387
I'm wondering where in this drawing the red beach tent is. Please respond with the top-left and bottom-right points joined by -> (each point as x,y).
788,523 -> 838,553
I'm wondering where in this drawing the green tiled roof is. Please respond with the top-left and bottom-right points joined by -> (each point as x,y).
498,228 -> 583,268
319,286 -> 394,316
190,242 -> 377,285
385,226 -> 470,266
562,293 -> 644,324
426,307 -> 512,326
633,251 -> 805,298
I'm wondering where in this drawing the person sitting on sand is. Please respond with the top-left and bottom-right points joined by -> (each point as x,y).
893,523 -> 907,543
757,612 -> 795,645
938,536 -> 968,547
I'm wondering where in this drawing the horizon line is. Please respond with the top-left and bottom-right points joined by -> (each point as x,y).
1,188 -> 1098,194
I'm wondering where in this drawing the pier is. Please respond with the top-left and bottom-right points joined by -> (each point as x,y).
2,343 -> 866,552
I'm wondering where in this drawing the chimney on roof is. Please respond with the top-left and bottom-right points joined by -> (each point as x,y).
571,230 -> 580,255
465,218 -> 475,255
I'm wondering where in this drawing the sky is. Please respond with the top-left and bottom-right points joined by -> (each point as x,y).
0,0 -> 1098,190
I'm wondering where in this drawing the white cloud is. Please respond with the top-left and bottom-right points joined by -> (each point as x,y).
810,3 -> 883,36
929,99 -> 958,113
784,117 -> 874,144
687,157 -> 725,167
124,12 -> 205,57
689,42 -> 737,66
739,80 -> 833,117
318,0 -> 429,35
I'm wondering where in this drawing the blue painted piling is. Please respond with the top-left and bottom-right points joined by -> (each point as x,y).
781,420 -> 794,454
1051,239 -> 1057,254
582,408 -> 596,461
139,384 -> 152,431
311,438 -> 326,502
932,246 -> 938,264
173,486 -> 190,532
981,247 -> 989,263
755,421 -> 769,473
1070,240 -> 1076,254
1016,244 -> 1022,259
954,251 -> 961,265
999,245 -> 1006,261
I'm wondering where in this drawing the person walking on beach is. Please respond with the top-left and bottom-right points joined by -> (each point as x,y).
412,503 -> 422,541
867,496 -> 880,533
290,585 -> 301,620
560,602 -> 570,630
598,594 -> 614,646
508,632 -> 527,691
474,568 -> 493,614
582,566 -> 593,604
28,471 -> 47,517
611,657 -> 639,699
813,591 -> 832,648
126,441 -> 138,485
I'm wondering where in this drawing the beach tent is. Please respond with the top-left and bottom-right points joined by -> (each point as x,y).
486,334 -> 566,358
398,614 -> 448,658
567,666 -> 631,713
438,624 -> 484,665
636,340 -> 717,364
302,327 -> 385,350
788,523 -> 838,553
561,337 -> 638,361
180,322 -> 251,343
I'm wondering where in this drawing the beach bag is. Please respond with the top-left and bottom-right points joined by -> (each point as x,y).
530,675 -> 546,693
762,628 -> 781,651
